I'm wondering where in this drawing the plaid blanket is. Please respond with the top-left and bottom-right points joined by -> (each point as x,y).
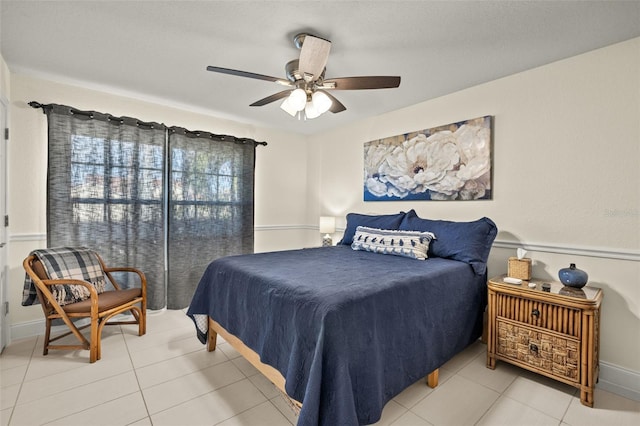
22,247 -> 107,306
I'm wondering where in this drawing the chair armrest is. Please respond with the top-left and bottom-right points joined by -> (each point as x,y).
38,278 -> 100,314
41,279 -> 99,298
102,267 -> 147,292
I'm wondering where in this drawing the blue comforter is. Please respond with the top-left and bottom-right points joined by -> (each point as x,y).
187,245 -> 485,425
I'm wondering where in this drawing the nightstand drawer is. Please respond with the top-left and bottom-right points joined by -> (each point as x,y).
497,319 -> 580,383
495,292 -> 582,338
487,276 -> 602,407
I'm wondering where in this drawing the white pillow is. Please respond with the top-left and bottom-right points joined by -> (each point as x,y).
351,226 -> 436,260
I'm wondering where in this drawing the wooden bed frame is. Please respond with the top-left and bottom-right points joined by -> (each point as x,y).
206,317 -> 440,411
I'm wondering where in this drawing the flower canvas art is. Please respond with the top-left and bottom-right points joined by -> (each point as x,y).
364,116 -> 492,201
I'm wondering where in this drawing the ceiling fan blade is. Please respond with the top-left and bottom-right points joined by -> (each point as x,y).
249,90 -> 292,107
298,35 -> 331,81
206,66 -> 292,86
318,90 -> 347,113
322,76 -> 401,90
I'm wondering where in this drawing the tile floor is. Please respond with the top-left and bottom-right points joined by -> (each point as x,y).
1,309 -> 639,426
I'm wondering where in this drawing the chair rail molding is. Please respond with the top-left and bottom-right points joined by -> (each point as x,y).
9,233 -> 46,242
493,239 -> 639,262
11,231 -> 639,262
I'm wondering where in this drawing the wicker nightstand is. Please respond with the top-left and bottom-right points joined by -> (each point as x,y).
486,275 -> 603,407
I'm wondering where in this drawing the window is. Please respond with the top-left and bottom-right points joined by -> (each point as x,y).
167,129 -> 256,308
37,103 -> 262,309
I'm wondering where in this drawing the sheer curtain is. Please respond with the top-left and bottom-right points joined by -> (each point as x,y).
34,103 -> 262,310
43,104 -> 167,309
167,127 -> 256,308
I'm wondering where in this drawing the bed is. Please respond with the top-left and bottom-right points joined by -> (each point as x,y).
187,210 -> 497,426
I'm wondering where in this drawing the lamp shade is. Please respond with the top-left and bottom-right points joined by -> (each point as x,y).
319,216 -> 336,234
288,88 -> 307,111
304,101 -> 321,119
280,97 -> 298,116
312,91 -> 332,114
281,89 -> 332,120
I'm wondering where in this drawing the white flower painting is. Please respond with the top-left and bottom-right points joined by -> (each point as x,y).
364,116 -> 492,201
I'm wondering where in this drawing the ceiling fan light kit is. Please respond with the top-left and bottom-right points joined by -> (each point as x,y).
312,91 -> 332,114
287,88 -> 307,110
207,32 -> 401,121
280,88 -> 333,121
304,102 -> 322,120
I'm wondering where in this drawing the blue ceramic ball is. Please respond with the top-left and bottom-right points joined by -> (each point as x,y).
559,263 -> 588,288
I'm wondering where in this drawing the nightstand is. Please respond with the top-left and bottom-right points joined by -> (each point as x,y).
486,275 -> 603,407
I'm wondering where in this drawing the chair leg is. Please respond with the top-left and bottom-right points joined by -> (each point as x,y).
89,318 -> 99,363
96,318 -> 109,361
43,318 -> 52,356
128,306 -> 145,336
139,304 -> 146,336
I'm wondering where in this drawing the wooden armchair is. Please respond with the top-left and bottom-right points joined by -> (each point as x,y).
23,248 -> 146,363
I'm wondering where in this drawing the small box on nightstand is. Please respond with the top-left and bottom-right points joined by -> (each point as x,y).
508,257 -> 532,280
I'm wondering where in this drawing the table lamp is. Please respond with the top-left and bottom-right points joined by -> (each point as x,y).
319,216 -> 336,247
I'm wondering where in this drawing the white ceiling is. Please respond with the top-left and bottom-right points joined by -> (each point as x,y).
2,1 -> 639,135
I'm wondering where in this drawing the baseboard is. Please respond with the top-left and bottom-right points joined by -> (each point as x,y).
9,317 -> 640,402
598,361 -> 640,402
10,308 -> 169,342
10,317 -> 47,340
10,317 -> 93,341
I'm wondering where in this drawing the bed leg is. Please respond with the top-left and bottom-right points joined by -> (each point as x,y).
207,329 -> 217,352
426,369 -> 439,388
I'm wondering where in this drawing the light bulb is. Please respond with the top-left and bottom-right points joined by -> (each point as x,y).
280,97 -> 297,116
305,101 -> 321,119
312,91 -> 332,114
288,88 -> 307,111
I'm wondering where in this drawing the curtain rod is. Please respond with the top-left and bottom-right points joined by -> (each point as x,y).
29,101 -> 163,129
168,126 -> 267,146
29,101 -> 267,147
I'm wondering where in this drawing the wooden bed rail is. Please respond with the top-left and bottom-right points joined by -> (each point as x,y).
207,317 -> 439,411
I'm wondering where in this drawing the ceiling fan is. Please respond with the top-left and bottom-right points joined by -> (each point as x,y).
206,33 -> 401,120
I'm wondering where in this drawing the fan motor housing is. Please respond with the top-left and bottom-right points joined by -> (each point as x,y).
285,60 -> 303,82
285,59 -> 325,86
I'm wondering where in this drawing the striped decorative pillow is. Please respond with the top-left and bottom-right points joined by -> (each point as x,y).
351,226 -> 436,260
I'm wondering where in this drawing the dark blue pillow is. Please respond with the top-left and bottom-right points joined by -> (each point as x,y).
399,209 -> 497,275
339,212 -> 406,246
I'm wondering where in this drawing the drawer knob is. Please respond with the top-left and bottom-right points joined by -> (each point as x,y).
530,343 -> 539,354
531,308 -> 540,317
